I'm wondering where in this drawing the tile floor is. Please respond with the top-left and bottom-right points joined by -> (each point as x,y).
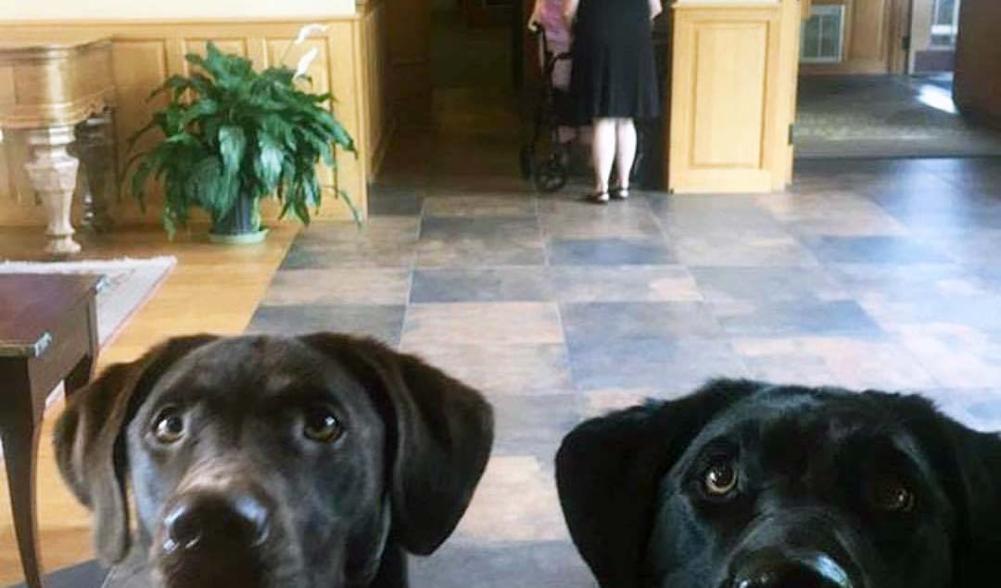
247,128 -> 1001,585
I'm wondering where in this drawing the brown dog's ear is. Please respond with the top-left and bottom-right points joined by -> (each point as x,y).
53,334 -> 219,563
555,379 -> 761,588
300,334 -> 495,555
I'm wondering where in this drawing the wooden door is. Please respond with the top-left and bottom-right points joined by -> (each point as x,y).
668,0 -> 801,193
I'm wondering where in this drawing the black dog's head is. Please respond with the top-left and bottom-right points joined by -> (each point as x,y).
556,379 -> 1001,588
54,334 -> 494,588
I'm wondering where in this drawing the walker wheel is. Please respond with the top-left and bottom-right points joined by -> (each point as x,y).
534,156 -> 569,193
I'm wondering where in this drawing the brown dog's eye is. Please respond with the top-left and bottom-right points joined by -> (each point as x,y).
870,477 -> 915,513
704,461 -> 738,496
303,407 -> 344,443
152,408 -> 186,444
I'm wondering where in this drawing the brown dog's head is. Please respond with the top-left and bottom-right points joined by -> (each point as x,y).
54,334 -> 494,588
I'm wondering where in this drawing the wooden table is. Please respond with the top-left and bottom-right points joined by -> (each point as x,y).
0,274 -> 102,588
0,33 -> 117,255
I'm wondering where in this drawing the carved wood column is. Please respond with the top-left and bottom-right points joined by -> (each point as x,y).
24,125 -> 82,255
0,33 -> 116,255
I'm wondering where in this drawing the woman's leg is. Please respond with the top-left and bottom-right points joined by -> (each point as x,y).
613,118 -> 637,198
591,117 -> 617,200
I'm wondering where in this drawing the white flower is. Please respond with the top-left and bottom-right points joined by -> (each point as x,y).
294,24 -> 329,45
294,48 -> 320,78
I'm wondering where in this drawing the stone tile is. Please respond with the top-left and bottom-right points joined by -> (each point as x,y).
893,324 -> 1001,389
449,456 -> 569,544
917,230 -> 1001,267
802,236 -> 952,264
281,241 -> 418,269
263,268 -> 411,306
858,294 -> 1001,332
547,238 -> 676,266
411,267 -> 549,303
711,299 -> 884,338
399,342 -> 573,397
691,266 -> 848,306
245,304 -> 405,346
538,198 -> 662,239
546,265 -> 702,302
409,541 -> 596,588
650,195 -> 783,235
489,393 -> 582,458
561,302 -> 724,343
417,217 -> 545,267
732,336 -> 938,390
402,302 -> 564,345
756,192 -> 908,236
285,219 -> 421,269
670,232 -> 820,267
827,263 -> 993,298
422,194 -> 537,218
297,217 -> 421,244
566,336 -> 747,393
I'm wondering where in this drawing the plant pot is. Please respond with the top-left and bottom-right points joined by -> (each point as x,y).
209,193 -> 266,245
208,228 -> 270,245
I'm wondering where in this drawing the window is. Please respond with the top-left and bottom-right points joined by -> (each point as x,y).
930,0 -> 961,48
801,4 -> 846,64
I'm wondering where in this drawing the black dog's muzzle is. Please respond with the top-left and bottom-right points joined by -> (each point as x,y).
725,548 -> 853,588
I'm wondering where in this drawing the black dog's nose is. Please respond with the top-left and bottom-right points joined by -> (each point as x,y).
730,558 -> 851,588
164,491 -> 270,552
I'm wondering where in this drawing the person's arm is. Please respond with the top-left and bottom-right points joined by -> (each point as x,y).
649,0 -> 663,19
529,0 -> 545,28
563,0 -> 581,26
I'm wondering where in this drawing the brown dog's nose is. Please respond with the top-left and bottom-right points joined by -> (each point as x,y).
164,491 -> 270,553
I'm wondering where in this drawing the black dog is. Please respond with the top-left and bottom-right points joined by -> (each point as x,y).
556,379 -> 1001,588
54,334 -> 494,588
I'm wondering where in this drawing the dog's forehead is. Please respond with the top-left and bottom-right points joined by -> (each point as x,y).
689,388 -> 912,454
151,336 -> 358,400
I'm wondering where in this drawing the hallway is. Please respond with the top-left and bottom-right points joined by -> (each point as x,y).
249,9 -> 1001,585
249,125 -> 1001,584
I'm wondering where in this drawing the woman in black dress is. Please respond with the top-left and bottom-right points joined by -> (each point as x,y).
565,0 -> 662,203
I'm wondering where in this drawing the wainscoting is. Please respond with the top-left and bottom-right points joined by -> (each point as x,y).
0,4 -> 393,226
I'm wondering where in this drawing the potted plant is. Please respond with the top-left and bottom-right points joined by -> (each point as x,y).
126,36 -> 356,243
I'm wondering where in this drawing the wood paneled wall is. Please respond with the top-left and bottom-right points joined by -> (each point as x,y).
0,12 -> 393,227
954,0 -> 1001,124
669,3 -> 795,193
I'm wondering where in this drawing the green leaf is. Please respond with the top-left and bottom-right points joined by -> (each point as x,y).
218,125 -> 246,177
179,99 -> 219,128
254,132 -> 284,191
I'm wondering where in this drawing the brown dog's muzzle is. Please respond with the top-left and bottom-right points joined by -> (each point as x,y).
163,489 -> 271,554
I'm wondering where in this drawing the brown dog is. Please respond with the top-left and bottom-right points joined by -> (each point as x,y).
54,333 -> 494,588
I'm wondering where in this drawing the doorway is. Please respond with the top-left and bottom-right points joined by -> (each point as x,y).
793,0 -> 1001,159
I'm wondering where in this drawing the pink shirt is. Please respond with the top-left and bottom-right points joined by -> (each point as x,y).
535,0 -> 571,52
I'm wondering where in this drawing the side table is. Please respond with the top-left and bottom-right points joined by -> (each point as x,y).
0,274 -> 102,588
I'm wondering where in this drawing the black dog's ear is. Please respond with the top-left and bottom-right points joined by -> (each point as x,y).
53,334 -> 218,563
556,379 -> 762,588
301,334 -> 495,555
885,394 -> 1001,587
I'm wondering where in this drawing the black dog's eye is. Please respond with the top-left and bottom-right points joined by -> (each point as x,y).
152,407 -> 186,444
869,477 -> 915,513
703,460 -> 739,496
303,406 -> 344,443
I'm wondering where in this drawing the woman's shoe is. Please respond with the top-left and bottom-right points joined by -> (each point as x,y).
611,187 -> 630,200
586,191 -> 610,205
